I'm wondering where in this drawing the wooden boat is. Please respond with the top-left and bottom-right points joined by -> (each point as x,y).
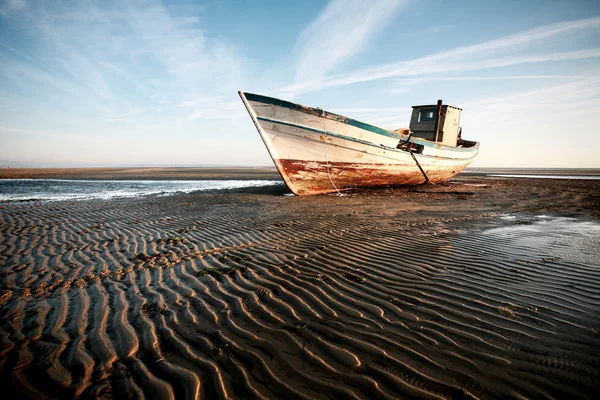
239,91 -> 479,195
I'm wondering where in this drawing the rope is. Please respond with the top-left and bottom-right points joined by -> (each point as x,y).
401,132 -> 431,184
409,151 -> 430,184
321,109 -> 343,196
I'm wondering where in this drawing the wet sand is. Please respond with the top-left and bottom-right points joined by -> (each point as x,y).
1,174 -> 599,399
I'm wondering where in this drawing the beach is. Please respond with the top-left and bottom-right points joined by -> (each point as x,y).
1,170 -> 599,399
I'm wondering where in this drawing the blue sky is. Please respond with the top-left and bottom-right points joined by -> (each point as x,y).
1,0 -> 599,168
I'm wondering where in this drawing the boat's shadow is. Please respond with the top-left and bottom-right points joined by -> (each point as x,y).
214,184 -> 293,196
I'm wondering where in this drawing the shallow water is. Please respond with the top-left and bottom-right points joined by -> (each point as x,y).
488,174 -> 600,180
0,179 -> 283,201
482,216 -> 600,264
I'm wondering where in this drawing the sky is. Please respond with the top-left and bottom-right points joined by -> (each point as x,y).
0,0 -> 599,168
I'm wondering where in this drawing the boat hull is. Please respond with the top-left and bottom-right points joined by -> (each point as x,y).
239,91 -> 479,195
275,159 -> 461,195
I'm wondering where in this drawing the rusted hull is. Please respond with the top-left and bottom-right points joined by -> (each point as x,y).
238,91 -> 479,195
276,159 -> 466,195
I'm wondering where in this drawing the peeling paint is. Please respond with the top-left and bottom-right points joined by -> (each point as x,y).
275,159 -> 464,195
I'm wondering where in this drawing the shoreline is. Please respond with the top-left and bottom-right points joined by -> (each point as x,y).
0,167 -> 282,181
1,166 -> 599,181
1,176 -> 599,399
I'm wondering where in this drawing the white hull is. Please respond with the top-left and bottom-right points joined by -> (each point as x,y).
240,92 -> 479,195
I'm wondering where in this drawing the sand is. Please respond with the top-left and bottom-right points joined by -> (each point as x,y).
1,173 -> 599,399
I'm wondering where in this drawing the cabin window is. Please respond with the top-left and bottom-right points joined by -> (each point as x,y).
418,109 -> 436,123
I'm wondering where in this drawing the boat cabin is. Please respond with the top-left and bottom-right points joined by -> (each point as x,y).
409,100 -> 462,147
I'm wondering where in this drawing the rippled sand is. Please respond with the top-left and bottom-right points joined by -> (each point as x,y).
1,177 -> 599,399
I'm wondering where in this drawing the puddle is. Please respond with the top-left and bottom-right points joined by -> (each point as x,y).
483,217 -> 600,265
488,174 -> 600,180
450,182 -> 489,187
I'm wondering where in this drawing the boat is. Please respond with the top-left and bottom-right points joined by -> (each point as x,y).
239,91 -> 479,195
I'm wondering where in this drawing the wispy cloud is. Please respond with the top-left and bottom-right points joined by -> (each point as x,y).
277,17 -> 600,96
390,75 -> 580,83
330,73 -> 585,126
462,78 -> 600,167
181,96 -> 246,121
466,78 -> 600,120
0,124 -> 119,143
293,0 -> 406,85
0,0 -> 250,123
0,0 -> 25,16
